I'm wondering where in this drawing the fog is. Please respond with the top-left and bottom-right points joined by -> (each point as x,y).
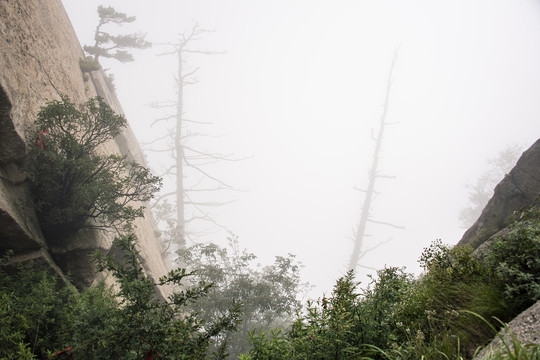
62,0 -> 540,297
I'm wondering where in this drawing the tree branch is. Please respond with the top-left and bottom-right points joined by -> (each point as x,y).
366,218 -> 405,230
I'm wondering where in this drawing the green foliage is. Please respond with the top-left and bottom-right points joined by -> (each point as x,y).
247,243 -> 504,359
64,234 -> 242,359
0,254 -> 75,360
419,240 -> 488,284
177,236 -> 309,358
392,241 -> 506,359
486,205 -> 540,316
360,267 -> 414,350
26,96 -> 161,239
0,235 -> 241,359
248,271 -> 369,359
245,231 -> 540,360
79,57 -> 101,73
84,6 -> 151,63
3,219 -> 539,359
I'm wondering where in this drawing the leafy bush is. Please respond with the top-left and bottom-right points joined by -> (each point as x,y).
79,57 -> 101,72
0,235 -> 242,359
64,234 -> 242,359
392,241 -> 506,359
0,253 -> 75,359
486,205 -> 540,316
360,267 -> 414,350
248,270 -> 368,359
26,96 -> 161,240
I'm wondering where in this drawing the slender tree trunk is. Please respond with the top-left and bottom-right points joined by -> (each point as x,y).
176,50 -> 186,248
150,25 -> 227,253
349,52 -> 398,271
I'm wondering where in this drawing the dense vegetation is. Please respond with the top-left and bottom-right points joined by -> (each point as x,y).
0,235 -> 240,359
244,205 -> 540,360
2,205 -> 538,359
2,97 -> 539,359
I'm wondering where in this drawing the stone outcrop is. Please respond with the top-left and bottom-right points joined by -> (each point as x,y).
0,0 -> 170,290
476,301 -> 540,359
458,138 -> 540,249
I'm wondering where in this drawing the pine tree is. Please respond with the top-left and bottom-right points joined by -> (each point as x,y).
84,6 -> 151,63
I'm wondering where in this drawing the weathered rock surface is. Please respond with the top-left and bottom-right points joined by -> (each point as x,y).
459,138 -> 540,249
476,301 -> 540,359
0,0 -> 170,290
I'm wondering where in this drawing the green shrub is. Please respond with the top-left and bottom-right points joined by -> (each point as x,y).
0,254 -> 75,359
419,240 -> 487,284
26,96 -> 161,240
486,205 -> 540,316
392,241 -> 506,359
60,234 -> 242,359
0,235 -> 242,359
247,271 -> 370,359
345,266 -> 413,355
79,57 -> 101,72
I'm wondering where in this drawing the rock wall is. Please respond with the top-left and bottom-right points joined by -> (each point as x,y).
0,0 -> 170,289
458,138 -> 540,249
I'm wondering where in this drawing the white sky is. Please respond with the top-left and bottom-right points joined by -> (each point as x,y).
62,0 -> 540,297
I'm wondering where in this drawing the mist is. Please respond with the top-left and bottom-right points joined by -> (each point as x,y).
62,0 -> 540,297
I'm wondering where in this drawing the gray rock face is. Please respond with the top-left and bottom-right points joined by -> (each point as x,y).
476,301 -> 540,359
0,87 -> 26,164
0,0 -> 170,291
459,138 -> 540,249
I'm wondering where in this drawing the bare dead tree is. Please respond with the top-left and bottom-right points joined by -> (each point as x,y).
349,50 -> 404,272
144,24 -> 243,257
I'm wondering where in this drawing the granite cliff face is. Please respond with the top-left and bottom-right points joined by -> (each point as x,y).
459,138 -> 540,249
0,0 -> 169,289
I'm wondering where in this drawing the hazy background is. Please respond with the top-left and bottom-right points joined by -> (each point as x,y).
62,0 -> 540,297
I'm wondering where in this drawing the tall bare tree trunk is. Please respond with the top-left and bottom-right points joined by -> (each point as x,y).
148,25 -> 236,257
176,50 -> 186,248
349,51 -> 399,271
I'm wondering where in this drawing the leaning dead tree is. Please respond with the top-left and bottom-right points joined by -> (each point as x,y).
144,24 -> 240,257
349,50 -> 404,272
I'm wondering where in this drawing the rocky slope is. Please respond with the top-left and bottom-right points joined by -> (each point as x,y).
0,0 -> 170,289
459,138 -> 540,249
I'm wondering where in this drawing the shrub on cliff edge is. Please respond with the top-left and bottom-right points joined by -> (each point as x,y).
26,96 -> 161,240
